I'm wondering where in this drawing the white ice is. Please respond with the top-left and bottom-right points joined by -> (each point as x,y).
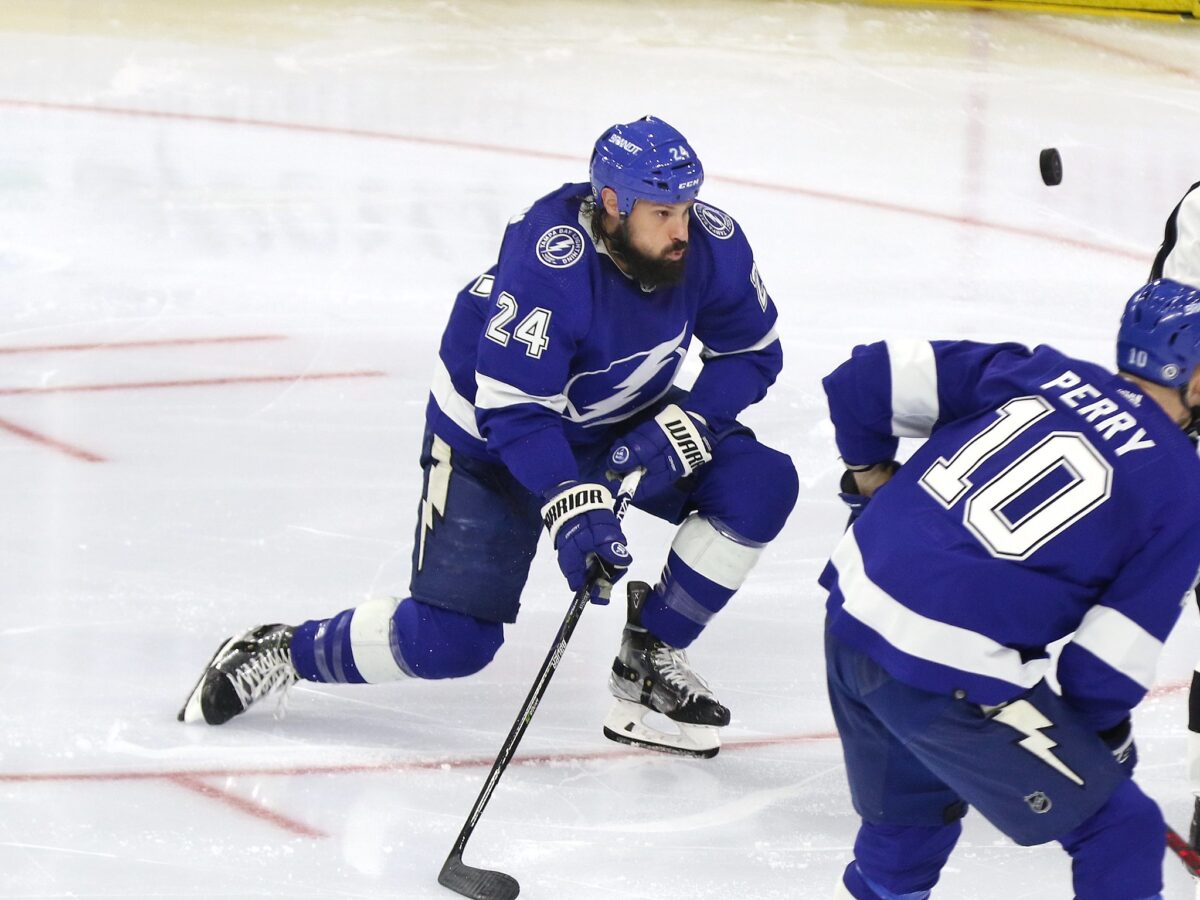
1,2 -> 1199,898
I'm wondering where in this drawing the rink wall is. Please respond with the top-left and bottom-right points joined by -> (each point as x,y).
864,0 -> 1198,21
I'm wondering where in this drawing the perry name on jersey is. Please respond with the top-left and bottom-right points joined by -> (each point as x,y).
425,182 -> 781,495
820,339 -> 1200,732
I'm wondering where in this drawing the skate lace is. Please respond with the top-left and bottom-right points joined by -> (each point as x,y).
650,644 -> 714,700
229,644 -> 296,712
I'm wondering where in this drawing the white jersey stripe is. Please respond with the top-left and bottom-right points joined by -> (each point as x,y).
430,357 -> 483,440
833,528 -> 1049,690
888,339 -> 939,438
474,372 -> 567,414
699,327 -> 780,360
1069,604 -> 1162,691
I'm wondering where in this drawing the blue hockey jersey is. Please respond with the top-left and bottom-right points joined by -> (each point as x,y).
425,182 -> 781,495
820,339 -> 1200,731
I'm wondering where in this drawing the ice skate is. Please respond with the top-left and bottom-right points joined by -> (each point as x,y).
178,624 -> 298,725
603,582 -> 730,758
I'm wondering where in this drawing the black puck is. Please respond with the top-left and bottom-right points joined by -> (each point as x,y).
1040,148 -> 1062,186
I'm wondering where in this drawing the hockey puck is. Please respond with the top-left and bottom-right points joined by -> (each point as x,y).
1039,148 -> 1062,186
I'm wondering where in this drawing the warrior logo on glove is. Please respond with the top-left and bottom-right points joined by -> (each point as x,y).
661,413 -> 708,474
607,404 -> 714,499
542,486 -> 609,538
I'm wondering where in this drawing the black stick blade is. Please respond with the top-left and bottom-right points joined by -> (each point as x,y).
439,852 -> 520,900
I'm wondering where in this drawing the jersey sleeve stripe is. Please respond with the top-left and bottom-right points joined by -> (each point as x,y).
474,372 -> 567,413
1069,605 -> 1163,691
699,327 -> 780,360
832,528 -> 1049,691
430,357 -> 483,439
887,339 -> 939,438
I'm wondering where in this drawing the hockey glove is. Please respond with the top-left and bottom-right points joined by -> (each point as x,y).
838,462 -> 900,528
1098,717 -> 1137,776
607,404 -> 713,499
541,481 -> 631,604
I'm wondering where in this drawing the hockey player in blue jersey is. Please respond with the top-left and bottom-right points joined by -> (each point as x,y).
822,278 -> 1200,900
178,116 -> 798,758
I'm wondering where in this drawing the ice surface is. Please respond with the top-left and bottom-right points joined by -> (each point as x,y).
1,2 -> 1199,897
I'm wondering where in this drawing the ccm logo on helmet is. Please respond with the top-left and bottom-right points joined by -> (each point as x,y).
678,178 -> 701,190
608,134 -> 643,155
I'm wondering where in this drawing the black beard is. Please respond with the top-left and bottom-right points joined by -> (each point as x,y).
606,220 -> 688,289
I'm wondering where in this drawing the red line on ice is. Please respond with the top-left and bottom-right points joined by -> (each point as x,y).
0,415 -> 105,462
0,731 -> 840,785
718,173 -> 1146,262
0,334 -> 286,355
0,98 -> 579,163
165,773 -> 327,838
0,370 -> 386,397
0,98 -> 1145,262
1149,678 -> 1188,698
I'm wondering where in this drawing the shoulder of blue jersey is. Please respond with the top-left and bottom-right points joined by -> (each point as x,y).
504,183 -> 595,272
689,200 -> 758,278
692,200 -> 738,241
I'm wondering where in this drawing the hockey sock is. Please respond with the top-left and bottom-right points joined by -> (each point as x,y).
841,863 -> 930,900
292,607 -> 365,683
1059,778 -> 1164,900
849,820 -> 959,898
291,597 -> 504,683
640,515 -> 764,648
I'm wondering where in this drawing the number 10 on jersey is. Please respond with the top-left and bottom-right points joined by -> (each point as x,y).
918,396 -> 1113,560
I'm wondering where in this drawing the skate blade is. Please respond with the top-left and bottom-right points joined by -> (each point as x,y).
177,634 -> 238,724
602,698 -> 721,759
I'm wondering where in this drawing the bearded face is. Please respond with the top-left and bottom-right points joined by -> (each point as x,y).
606,217 -> 689,289
594,193 -> 692,290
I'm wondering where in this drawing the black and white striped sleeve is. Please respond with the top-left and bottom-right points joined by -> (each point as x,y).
1151,180 -> 1200,288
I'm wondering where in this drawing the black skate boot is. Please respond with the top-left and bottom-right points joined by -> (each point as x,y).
603,582 -> 730,758
178,624 -> 298,725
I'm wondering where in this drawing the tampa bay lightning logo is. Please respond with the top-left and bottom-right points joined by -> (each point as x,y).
694,202 -> 735,240
565,325 -> 689,426
536,225 -> 585,268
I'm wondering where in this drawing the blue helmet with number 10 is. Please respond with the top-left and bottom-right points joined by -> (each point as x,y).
589,116 -> 704,216
1117,278 -> 1200,387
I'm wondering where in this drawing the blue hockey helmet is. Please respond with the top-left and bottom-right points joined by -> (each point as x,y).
589,116 -> 704,216
1117,278 -> 1200,387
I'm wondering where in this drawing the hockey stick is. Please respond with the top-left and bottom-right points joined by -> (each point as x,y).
438,469 -> 644,900
1167,826 -> 1200,878
1165,796 -> 1200,880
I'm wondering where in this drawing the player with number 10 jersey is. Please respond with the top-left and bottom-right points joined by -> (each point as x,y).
822,279 -> 1200,900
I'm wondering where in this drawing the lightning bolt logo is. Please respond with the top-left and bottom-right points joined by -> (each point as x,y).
565,325 -> 688,425
535,225 -> 585,269
418,436 -> 453,571
993,700 -> 1084,786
